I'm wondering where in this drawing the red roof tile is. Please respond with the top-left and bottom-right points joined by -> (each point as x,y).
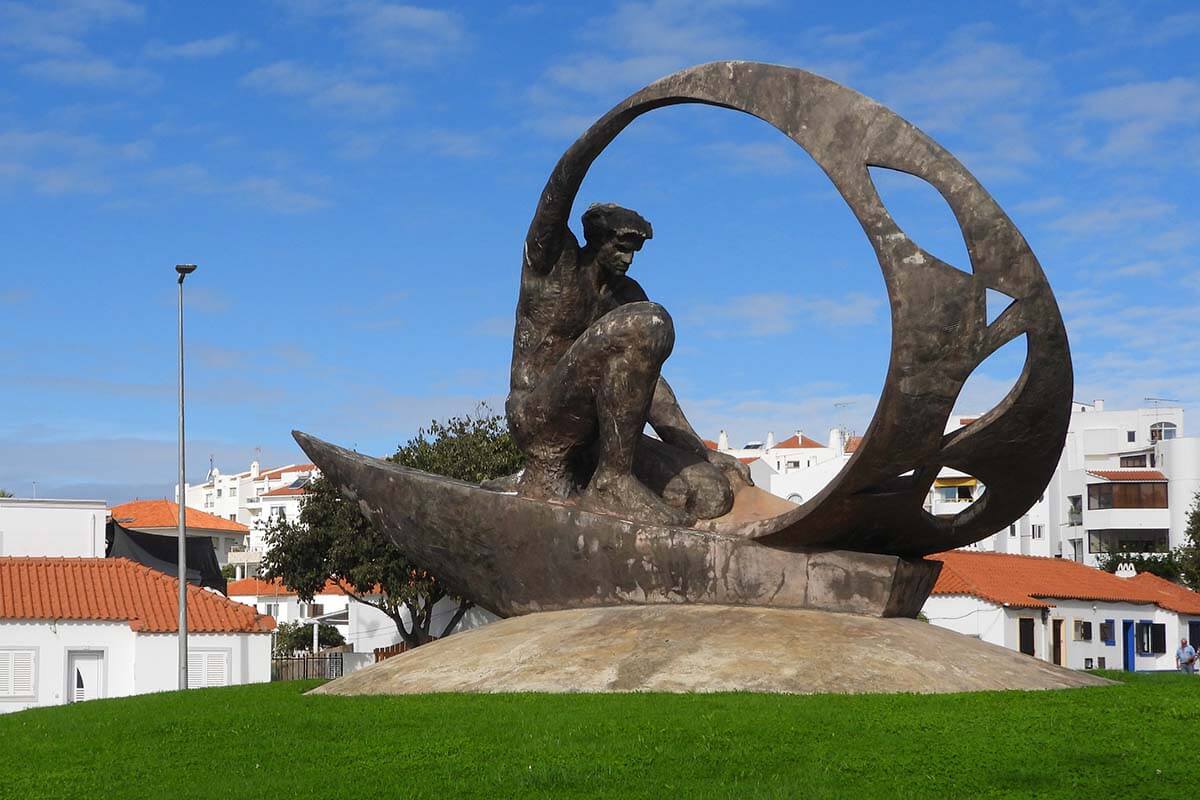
1087,470 -> 1167,482
1126,573 -> 1200,615
702,439 -> 718,450
930,551 -> 1166,609
112,499 -> 248,533
262,485 -> 307,497
259,463 -> 317,481
844,435 -> 863,453
227,577 -> 376,597
737,456 -> 759,465
773,433 -> 824,449
0,558 -> 274,633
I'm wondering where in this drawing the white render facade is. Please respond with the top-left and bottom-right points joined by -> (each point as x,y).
923,595 -> 1199,672
0,621 -> 271,714
0,498 -> 107,558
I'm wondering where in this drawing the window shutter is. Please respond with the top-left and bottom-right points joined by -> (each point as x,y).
205,652 -> 228,687
0,652 -> 11,697
187,651 -> 204,689
0,651 -> 34,698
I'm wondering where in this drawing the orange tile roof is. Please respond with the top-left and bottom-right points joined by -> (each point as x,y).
737,456 -> 759,465
1087,470 -> 1167,482
959,417 -> 978,425
702,439 -> 718,450
262,485 -> 307,497
1126,573 -> 1200,615
227,577 -> 378,597
844,435 -> 863,453
930,551 -> 1164,609
112,499 -> 248,533
259,463 -> 316,481
0,558 -> 274,633
773,433 -> 824,449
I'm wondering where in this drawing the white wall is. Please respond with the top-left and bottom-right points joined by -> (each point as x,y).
0,499 -> 107,558
134,633 -> 271,693
346,596 -> 498,653
0,620 -> 134,713
921,595 -> 1006,646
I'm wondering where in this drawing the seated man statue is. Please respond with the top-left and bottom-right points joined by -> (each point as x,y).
506,202 -> 750,526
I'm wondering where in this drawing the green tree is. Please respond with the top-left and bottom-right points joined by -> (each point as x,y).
0,488 -> 13,498
261,404 -> 523,650
1098,490 -> 1200,588
273,620 -> 345,655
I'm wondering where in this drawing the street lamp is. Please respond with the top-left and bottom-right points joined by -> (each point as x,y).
176,263 -> 197,690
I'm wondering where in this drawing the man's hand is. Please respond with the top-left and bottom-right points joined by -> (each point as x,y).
704,448 -> 753,489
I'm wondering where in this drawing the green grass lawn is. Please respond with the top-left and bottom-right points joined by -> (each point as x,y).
0,672 -> 1195,799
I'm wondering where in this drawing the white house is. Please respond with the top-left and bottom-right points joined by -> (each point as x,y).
181,461 -> 318,577
0,557 -> 274,714
922,550 -> 1200,671
110,499 -> 249,568
0,497 -> 107,558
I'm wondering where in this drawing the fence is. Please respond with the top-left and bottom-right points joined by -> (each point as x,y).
271,653 -> 344,681
373,637 -> 439,663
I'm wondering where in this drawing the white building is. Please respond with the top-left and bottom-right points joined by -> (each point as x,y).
963,401 -> 1192,566
0,497 -> 107,558
0,557 -> 274,714
181,461 -> 318,577
923,550 -> 1200,671
707,428 -> 857,505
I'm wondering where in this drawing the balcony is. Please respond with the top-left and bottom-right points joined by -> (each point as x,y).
245,496 -> 261,505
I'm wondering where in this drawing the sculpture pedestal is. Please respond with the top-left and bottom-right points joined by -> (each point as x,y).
310,605 -> 1112,696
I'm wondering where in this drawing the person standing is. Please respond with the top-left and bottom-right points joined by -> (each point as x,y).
1176,638 -> 1197,674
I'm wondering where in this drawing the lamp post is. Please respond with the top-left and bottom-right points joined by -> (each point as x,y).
176,263 -> 197,690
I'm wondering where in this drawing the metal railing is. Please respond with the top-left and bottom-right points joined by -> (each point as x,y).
271,653 -> 343,682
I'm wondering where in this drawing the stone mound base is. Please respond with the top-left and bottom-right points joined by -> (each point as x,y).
310,606 -> 1112,695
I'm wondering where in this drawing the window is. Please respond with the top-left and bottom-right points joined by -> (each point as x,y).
1098,657 -> 1106,669
1073,620 -> 1092,641
1087,529 -> 1170,554
1150,422 -> 1177,442
204,493 -> 213,508
303,603 -> 324,618
1031,524 -> 1044,540
1018,618 -> 1036,656
271,506 -> 286,520
1084,657 -> 1094,669
216,489 -> 222,498
256,487 -> 265,496
786,460 -> 800,469
229,514 -> 236,521
1067,495 -> 1082,526
1087,482 -> 1167,509
1009,524 -> 1017,538
263,603 -> 279,618
1136,622 -> 1166,654
1126,430 -> 1136,443
187,650 -> 230,688
0,650 -> 36,698
1099,620 -> 1115,645
229,486 -> 237,497
1120,455 -> 1147,468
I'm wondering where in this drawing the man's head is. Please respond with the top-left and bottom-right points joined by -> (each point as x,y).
1183,638 -> 1190,646
582,203 -> 653,278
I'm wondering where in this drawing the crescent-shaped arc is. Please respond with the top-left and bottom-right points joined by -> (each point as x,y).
523,60 -> 1072,556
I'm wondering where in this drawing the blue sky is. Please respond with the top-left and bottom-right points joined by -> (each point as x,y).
1,0 -> 1198,502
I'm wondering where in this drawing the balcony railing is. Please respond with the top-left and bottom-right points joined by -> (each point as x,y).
1068,511 -> 1082,526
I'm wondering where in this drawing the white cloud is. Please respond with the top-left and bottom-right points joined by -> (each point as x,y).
1070,77 -> 1200,160
0,0 -> 142,55
22,57 -> 160,91
148,162 -> 329,214
145,32 -> 243,60
241,60 -> 401,116
280,1 -> 466,64
688,290 -> 883,337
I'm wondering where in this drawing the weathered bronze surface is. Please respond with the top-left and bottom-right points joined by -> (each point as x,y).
295,61 -> 1072,619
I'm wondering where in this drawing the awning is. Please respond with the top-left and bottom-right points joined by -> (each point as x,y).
934,477 -> 978,488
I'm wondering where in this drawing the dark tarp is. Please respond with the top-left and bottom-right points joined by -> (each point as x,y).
106,520 -> 227,595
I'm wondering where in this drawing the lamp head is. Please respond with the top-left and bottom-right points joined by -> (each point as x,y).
175,263 -> 197,284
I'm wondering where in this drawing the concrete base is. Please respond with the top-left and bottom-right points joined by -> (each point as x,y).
310,606 -> 1113,696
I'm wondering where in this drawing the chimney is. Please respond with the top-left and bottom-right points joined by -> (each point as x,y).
1114,562 -> 1136,578
765,431 -> 775,449
717,430 -> 729,450
1094,399 -> 1105,412
794,429 -> 803,446
250,460 -> 260,479
829,427 -> 844,453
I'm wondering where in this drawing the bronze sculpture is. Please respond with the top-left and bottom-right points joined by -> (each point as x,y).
295,61 -> 1073,619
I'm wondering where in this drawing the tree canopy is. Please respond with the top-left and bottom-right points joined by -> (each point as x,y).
0,488 -> 12,498
273,621 -> 345,655
261,404 -> 522,649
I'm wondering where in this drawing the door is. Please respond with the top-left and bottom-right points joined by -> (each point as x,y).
1189,621 -> 1200,647
1052,619 -> 1064,666
67,651 -> 104,703
1018,618 -> 1035,656
1122,620 -> 1135,672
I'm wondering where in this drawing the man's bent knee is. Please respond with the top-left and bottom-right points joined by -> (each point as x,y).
605,301 -> 674,358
